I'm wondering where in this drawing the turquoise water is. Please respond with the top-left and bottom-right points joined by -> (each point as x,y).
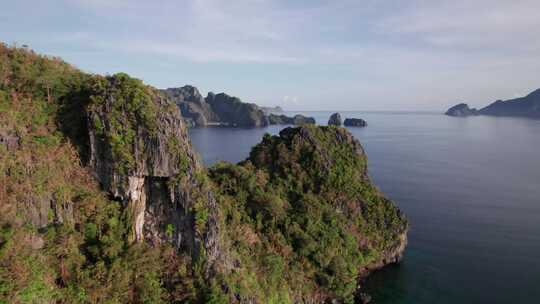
188,112 -> 540,303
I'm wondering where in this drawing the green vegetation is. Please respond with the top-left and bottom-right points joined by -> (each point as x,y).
208,126 -> 407,303
0,43 -> 211,303
86,73 -> 159,175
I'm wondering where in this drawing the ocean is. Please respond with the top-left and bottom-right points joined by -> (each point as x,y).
188,111 -> 540,303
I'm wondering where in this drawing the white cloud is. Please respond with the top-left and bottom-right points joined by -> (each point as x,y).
6,0 -> 540,110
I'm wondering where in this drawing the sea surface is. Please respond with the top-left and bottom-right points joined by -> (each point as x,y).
188,111 -> 540,304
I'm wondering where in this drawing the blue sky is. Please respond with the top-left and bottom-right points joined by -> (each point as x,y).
2,0 -> 540,111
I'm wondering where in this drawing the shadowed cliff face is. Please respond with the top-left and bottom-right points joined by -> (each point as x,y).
162,86 -> 217,127
205,92 -> 269,127
163,86 -> 269,127
85,73 -> 220,267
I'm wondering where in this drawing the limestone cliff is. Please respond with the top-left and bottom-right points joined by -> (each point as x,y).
206,92 -> 269,127
85,74 -> 221,267
163,86 -> 269,127
162,85 -> 218,127
328,112 -> 342,126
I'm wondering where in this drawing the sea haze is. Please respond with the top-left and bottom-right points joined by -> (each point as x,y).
188,111 -> 540,303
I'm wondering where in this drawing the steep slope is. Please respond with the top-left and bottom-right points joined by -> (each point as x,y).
205,92 -> 269,127
162,86 -> 218,127
82,74 -> 221,265
209,126 -> 407,303
163,86 -> 269,127
0,44 -> 222,303
479,88 -> 540,117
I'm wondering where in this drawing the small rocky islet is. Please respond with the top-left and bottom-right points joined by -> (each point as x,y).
328,112 -> 342,126
328,112 -> 368,127
0,43 -> 406,303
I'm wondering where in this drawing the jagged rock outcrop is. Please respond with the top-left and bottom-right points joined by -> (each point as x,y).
344,118 -> 368,127
479,88 -> 540,118
163,86 -> 269,127
86,74 -> 221,268
162,85 -> 217,127
268,113 -> 316,125
206,92 -> 269,127
445,103 -> 478,117
328,112 -> 342,126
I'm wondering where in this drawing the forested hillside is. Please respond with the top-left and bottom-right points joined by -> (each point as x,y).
0,44 -> 406,304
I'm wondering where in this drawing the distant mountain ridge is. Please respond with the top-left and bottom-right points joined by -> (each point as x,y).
478,88 -> 540,118
446,88 -> 540,118
162,86 -> 268,127
163,85 -> 316,127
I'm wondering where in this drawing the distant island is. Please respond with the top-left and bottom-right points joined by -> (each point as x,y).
163,85 -> 315,127
445,103 -> 478,117
327,112 -> 368,127
446,88 -> 540,118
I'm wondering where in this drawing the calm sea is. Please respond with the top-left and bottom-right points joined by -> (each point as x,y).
188,111 -> 540,304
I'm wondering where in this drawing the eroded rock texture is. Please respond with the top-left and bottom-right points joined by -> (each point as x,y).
86,74 -> 221,267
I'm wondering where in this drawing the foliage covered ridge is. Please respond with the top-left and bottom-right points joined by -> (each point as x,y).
209,125 -> 408,303
0,43 -> 217,303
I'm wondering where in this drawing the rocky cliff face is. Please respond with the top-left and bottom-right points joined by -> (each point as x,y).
163,86 -> 269,127
162,85 -> 218,127
206,92 -> 269,127
445,103 -> 478,117
86,74 -> 221,267
328,112 -> 342,126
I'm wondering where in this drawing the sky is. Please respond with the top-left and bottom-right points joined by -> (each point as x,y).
2,0 -> 540,111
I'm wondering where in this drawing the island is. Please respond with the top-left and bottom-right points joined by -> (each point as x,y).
163,85 -> 269,127
478,88 -> 540,118
344,118 -> 368,127
328,112 -> 342,126
267,113 -> 316,125
445,103 -> 478,117
0,43 -> 407,304
446,88 -> 540,118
